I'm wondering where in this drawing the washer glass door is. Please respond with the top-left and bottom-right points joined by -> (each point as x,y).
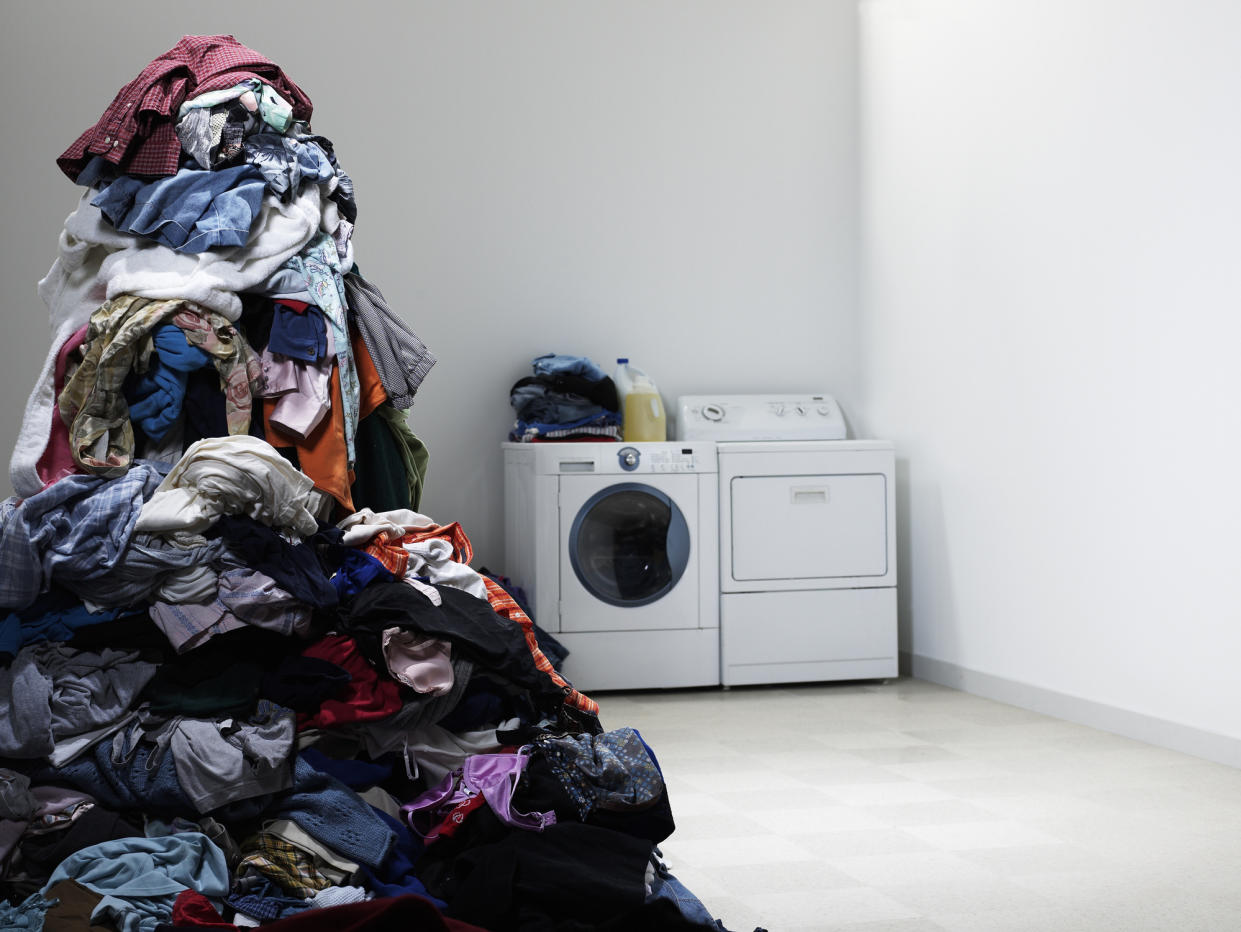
568,482 -> 690,607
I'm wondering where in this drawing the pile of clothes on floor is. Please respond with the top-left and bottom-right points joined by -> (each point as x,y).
0,35 -> 742,932
508,354 -> 621,442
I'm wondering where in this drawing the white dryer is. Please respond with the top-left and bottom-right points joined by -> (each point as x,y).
677,395 -> 898,687
503,441 -> 719,691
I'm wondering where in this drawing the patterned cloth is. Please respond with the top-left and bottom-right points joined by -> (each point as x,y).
285,234 -> 359,463
171,307 -> 264,435
58,34 -> 313,182
238,833 -> 331,898
536,727 -> 664,820
482,577 -> 598,717
342,272 -> 436,410
361,529 -> 409,577
58,295 -> 262,478
150,565 -> 313,654
0,463 -> 168,610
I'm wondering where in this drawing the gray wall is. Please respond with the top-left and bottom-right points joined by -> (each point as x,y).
0,1 -> 860,567
860,0 -> 1241,747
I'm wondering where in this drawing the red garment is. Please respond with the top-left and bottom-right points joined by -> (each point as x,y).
262,895 -> 491,932
296,634 -> 402,731
169,890 -> 236,928
58,35 -> 313,182
37,323 -> 89,489
421,792 -> 488,842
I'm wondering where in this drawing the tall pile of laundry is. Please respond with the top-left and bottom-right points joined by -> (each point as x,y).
508,353 -> 621,442
0,35 -> 743,932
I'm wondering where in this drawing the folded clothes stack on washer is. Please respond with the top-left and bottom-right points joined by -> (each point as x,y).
508,353 -> 622,442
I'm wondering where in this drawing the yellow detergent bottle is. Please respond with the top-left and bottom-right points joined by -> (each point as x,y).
614,358 -> 667,442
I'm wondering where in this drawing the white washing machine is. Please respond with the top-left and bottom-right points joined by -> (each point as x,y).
677,394 -> 898,687
502,441 -> 719,691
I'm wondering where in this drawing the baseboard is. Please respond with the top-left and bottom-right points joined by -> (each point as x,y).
904,652 -> 1241,769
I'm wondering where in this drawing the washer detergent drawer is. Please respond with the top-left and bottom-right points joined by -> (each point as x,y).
730,473 -> 888,581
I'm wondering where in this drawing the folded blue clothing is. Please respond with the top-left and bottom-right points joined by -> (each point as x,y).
511,409 -> 622,441
531,353 -> 608,382
268,304 -> 328,362
511,381 -> 608,425
92,162 -> 267,254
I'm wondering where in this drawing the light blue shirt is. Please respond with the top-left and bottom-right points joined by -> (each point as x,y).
42,832 -> 229,932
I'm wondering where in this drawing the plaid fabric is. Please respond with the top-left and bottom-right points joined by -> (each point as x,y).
483,576 -> 598,716
403,522 -> 473,564
0,463 -> 167,608
363,529 -> 409,577
59,34 -> 313,182
238,833 -> 330,898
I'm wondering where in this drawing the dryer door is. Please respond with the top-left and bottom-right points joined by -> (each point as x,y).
559,475 -> 701,632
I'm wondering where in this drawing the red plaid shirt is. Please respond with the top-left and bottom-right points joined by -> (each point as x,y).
58,34 -> 313,182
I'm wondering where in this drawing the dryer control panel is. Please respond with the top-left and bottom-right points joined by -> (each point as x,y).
675,394 -> 847,441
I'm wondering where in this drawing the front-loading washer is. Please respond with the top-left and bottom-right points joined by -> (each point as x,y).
677,394 -> 898,687
503,441 -> 719,691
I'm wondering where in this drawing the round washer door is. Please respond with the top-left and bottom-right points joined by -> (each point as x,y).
568,481 -> 691,607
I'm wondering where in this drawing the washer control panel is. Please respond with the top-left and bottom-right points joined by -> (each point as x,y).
675,394 -> 847,441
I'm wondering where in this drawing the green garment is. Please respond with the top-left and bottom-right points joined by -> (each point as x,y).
350,404 -> 430,512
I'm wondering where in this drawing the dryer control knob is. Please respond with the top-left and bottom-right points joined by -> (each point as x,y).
618,447 -> 641,471
795,405 -> 806,415
702,403 -> 725,422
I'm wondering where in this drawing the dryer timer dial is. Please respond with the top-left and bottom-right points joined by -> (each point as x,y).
618,447 -> 641,470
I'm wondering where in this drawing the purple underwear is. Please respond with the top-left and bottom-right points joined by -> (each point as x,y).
401,747 -> 556,839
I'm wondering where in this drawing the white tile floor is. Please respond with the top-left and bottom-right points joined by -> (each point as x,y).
593,678 -> 1241,932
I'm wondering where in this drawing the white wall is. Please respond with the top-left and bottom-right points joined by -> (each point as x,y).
0,1 -> 859,567
860,0 -> 1241,746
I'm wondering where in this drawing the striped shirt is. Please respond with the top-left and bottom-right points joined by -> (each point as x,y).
342,272 -> 436,409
